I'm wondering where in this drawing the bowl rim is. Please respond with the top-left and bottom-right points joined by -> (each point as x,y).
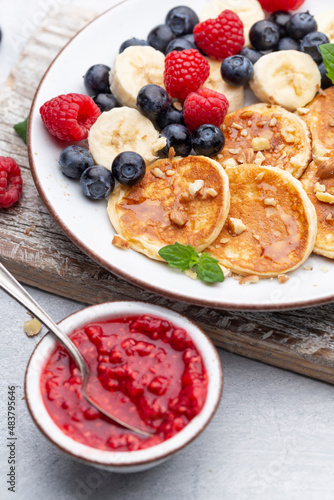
25,300 -> 223,468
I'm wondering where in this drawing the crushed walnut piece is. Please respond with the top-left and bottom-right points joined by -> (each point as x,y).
240,129 -> 248,137
180,192 -> 190,202
329,118 -> 334,127
314,182 -> 326,193
297,107 -> 310,115
220,265 -> 232,278
326,213 -> 334,221
206,187 -> 218,197
290,156 -> 303,168
223,158 -> 238,168
229,217 -> 247,235
264,198 -> 278,206
232,122 -> 243,130
317,159 -> 334,179
316,191 -> 334,204
255,171 -> 265,181
254,152 -> 265,166
189,179 -> 204,196
269,118 -> 277,127
24,317 -> 43,337
252,233 -> 260,241
220,237 -> 230,244
166,169 -> 176,176
236,148 -> 255,164
252,137 -> 271,151
173,102 -> 182,112
303,265 -> 313,271
184,269 -> 197,280
278,274 -> 289,284
112,235 -> 130,249
169,210 -> 187,226
281,127 -> 296,143
168,147 -> 176,161
239,275 -> 259,285
240,109 -> 254,118
152,167 -> 164,178
228,148 -> 241,155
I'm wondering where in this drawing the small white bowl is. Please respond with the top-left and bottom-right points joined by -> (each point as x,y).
25,301 -> 223,472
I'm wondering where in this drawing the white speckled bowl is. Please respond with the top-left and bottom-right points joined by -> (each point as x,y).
25,301 -> 223,472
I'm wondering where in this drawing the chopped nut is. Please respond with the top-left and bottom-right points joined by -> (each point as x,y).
297,107 -> 310,115
24,318 -> 42,337
321,266 -> 329,273
112,235 -> 130,249
189,179 -> 204,196
329,118 -> 334,127
228,148 -> 241,155
166,169 -> 176,176
326,213 -> 334,221
206,187 -> 218,197
252,137 -> 271,151
278,274 -> 289,284
281,127 -> 295,143
25,224 -> 36,236
152,167 -> 164,178
264,198 -> 278,206
240,109 -> 254,118
220,237 -> 230,244
236,148 -> 255,164
184,269 -> 197,280
290,156 -> 303,168
316,191 -> 334,204
240,129 -> 248,137
180,192 -> 190,202
252,233 -> 260,241
269,118 -> 277,127
220,265 -> 232,278
265,207 -> 276,217
314,182 -> 326,193
303,265 -> 313,271
229,217 -> 247,235
254,152 -> 265,166
232,122 -> 243,130
223,158 -> 238,168
276,144 -> 284,152
168,147 -> 176,161
255,171 -> 265,181
247,120 -> 252,127
239,275 -> 259,285
317,159 -> 334,179
169,210 -> 187,226
257,120 -> 267,127
279,152 -> 287,160
173,101 -> 182,111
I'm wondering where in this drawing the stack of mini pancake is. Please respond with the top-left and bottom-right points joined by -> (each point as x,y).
108,89 -> 334,280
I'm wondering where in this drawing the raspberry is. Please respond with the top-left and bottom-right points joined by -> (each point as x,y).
258,0 -> 305,12
40,93 -> 101,142
0,157 -> 23,209
183,88 -> 229,132
164,49 -> 210,101
193,10 -> 244,61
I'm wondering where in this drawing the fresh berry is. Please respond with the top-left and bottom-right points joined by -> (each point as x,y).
193,10 -> 244,61
147,24 -> 175,53
40,94 -> 101,142
155,103 -> 185,131
165,38 -> 195,54
278,37 -> 300,51
268,11 -> 292,37
192,124 -> 225,157
300,32 -> 330,64
119,38 -> 149,53
80,166 -> 115,199
164,49 -> 210,101
319,62 -> 333,90
112,152 -> 146,186
165,6 -> 199,37
93,93 -> 122,112
249,20 -> 280,51
58,146 -> 94,179
182,34 -> 206,55
0,157 -> 22,209
258,0 -> 305,12
286,12 -> 317,41
84,64 -> 111,97
183,88 -> 229,132
136,84 -> 170,123
221,55 -> 254,87
240,47 -> 263,65
160,124 -> 192,157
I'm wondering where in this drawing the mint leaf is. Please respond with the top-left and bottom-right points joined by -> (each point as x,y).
14,116 -> 29,144
158,242 -> 199,271
196,253 -> 224,283
320,44 -> 334,84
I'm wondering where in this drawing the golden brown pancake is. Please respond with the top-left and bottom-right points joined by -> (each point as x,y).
108,156 -> 230,261
207,164 -> 317,277
215,104 -> 312,178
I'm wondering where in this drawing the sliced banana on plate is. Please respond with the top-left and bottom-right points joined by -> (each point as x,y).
199,0 -> 265,46
250,51 -> 321,112
88,107 -> 167,169
315,10 -> 334,43
109,46 -> 165,108
205,58 -> 244,113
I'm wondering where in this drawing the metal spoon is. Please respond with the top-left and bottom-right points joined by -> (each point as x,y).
0,261 -> 152,438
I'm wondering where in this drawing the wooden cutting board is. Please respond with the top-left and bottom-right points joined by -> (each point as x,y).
1,6 -> 334,384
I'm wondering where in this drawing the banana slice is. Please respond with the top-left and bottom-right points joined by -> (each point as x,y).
204,59 -> 244,113
315,10 -> 334,43
250,51 -> 321,112
88,107 -> 167,169
109,46 -> 165,108
199,0 -> 265,47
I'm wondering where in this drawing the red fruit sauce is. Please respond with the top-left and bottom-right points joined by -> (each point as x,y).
40,315 -> 208,452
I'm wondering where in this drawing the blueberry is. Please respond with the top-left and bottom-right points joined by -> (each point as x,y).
136,85 -> 170,123
192,124 -> 225,157
93,93 -> 122,112
119,38 -> 149,53
286,12 -> 317,41
278,37 -> 300,51
160,124 -> 192,157
80,166 -> 115,200
147,24 -> 175,53
268,11 -> 291,38
300,32 -> 330,64
165,6 -> 199,37
59,146 -> 94,179
112,152 -> 146,186
221,55 -> 254,87
249,20 -> 280,51
319,62 -> 333,90
240,47 -> 263,65
155,103 -> 185,131
165,37 -> 195,54
84,64 -> 111,97
182,34 -> 206,55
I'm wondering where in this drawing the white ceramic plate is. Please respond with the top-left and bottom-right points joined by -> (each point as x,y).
28,0 -> 334,311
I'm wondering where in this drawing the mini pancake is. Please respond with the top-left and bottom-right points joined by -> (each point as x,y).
214,104 -> 312,178
108,156 -> 230,261
301,159 -> 334,259
207,164 -> 317,277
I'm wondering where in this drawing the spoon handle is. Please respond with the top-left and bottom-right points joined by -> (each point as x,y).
0,261 -> 88,377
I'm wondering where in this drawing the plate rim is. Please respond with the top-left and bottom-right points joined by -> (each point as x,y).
27,0 -> 334,312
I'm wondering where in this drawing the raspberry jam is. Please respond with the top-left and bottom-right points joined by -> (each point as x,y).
41,315 -> 208,451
